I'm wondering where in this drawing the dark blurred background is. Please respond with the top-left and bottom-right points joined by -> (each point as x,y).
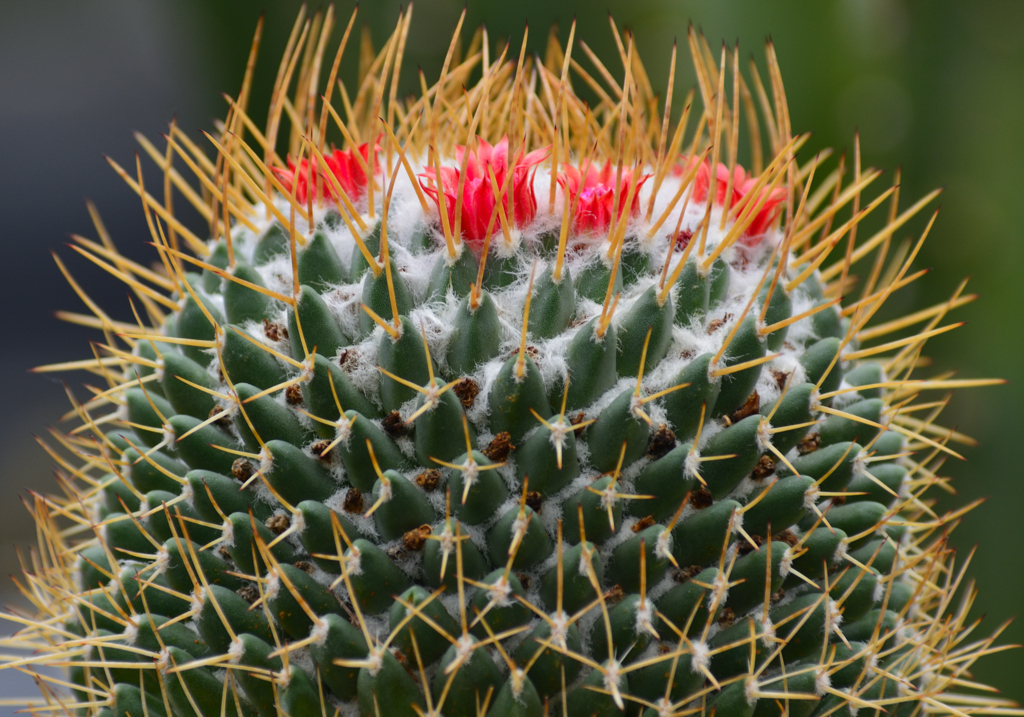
1,0 -> 1021,708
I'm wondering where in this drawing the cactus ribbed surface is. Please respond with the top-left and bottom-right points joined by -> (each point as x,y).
1,8 -> 1012,717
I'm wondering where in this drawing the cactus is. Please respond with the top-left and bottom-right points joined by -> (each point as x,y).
1,8 -> 1012,717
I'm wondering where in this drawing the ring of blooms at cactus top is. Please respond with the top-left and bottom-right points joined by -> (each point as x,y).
558,161 -> 651,238
273,140 -> 379,206
676,154 -> 788,243
418,137 -> 550,249
277,142 -> 784,251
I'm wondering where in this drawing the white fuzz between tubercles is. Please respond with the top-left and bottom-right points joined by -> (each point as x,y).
510,511 -> 529,541
550,611 -> 570,649
122,622 -> 139,646
916,662 -> 937,692
219,395 -> 240,421
852,449 -> 868,478
154,547 -> 170,576
629,394 -> 645,419
420,381 -> 444,414
299,354 -> 316,383
730,506 -> 745,535
189,587 -> 205,616
265,571 -> 281,601
898,478 -> 912,500
310,618 -> 330,647
487,576 -> 514,607
690,640 -> 710,675
895,615 -> 911,640
710,570 -> 731,608
745,676 -> 760,706
510,667 -> 528,700
724,541 -> 740,566
826,598 -> 844,635
346,544 -> 363,575
221,519 -> 235,548
156,648 -> 172,675
290,509 -> 306,535
654,698 -> 674,717
655,529 -> 673,563
780,547 -> 795,578
547,417 -> 572,452
600,482 -> 619,511
259,445 -> 274,476
228,636 -> 245,664
603,659 -> 623,695
437,523 -> 456,557
334,415 -> 353,445
161,424 -> 176,450
841,687 -> 861,717
803,483 -> 821,511
756,419 -> 774,453
274,666 -> 294,688
578,545 -> 595,577
834,539 -> 850,565
809,391 -> 824,414
494,230 -> 523,258
460,457 -> 480,491
873,579 -> 886,604
630,598 -> 655,635
759,616 -> 776,647
454,634 -> 476,664
684,449 -> 702,479
366,647 -> 384,677
814,667 -> 833,696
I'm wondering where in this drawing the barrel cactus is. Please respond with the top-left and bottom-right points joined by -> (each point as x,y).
2,8 -> 1012,717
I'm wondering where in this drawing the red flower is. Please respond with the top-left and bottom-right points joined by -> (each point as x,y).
675,156 -> 786,243
420,137 -> 549,249
558,161 -> 651,236
273,142 -> 377,206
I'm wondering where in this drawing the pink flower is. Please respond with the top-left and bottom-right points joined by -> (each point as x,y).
419,137 -> 549,249
558,161 -> 651,236
273,142 -> 377,206
675,156 -> 786,244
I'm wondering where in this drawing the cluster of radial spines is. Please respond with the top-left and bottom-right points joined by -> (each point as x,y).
0,5 -> 1015,717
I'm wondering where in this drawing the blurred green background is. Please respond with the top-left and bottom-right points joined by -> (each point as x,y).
1,0 -> 1021,708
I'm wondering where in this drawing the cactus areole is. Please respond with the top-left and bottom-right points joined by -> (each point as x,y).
4,8 -> 1010,717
